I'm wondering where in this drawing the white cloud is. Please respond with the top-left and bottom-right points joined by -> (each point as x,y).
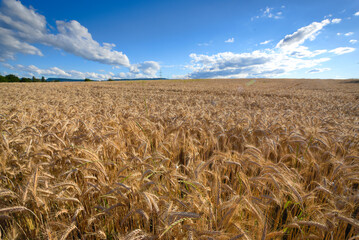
262,7 -> 282,19
0,0 -> 130,66
349,39 -> 358,44
225,38 -> 234,43
284,46 -> 327,58
68,70 -> 114,80
329,47 -> 355,55
276,19 -> 330,49
129,61 -> 160,77
3,61 -> 160,79
171,74 -> 188,79
187,50 -> 330,79
252,6 -> 283,20
260,40 -> 272,45
354,11 -> 359,16
46,20 -> 130,66
30,65 -> 71,77
0,0 -> 47,38
344,32 -> 354,36
0,27 -> 42,61
189,51 -> 270,69
185,19 -> 353,79
306,68 -> 330,74
3,63 -> 114,79
331,18 -> 342,24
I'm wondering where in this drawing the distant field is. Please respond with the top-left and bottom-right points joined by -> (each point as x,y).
0,79 -> 358,239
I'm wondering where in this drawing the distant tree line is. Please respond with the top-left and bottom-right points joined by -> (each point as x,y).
0,74 -> 46,82
0,74 -> 167,82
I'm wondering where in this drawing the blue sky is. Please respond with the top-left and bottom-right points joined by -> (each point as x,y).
0,0 -> 358,79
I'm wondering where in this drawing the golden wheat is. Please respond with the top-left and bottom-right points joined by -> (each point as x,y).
0,78 -> 358,239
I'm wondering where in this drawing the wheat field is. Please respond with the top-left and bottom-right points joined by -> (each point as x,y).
0,79 -> 358,239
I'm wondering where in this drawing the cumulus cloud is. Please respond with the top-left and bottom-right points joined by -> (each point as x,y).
3,63 -> 115,79
306,68 -> 330,74
276,19 -> 330,49
128,61 -> 160,78
3,60 -> 161,79
344,32 -> 354,36
47,20 -> 130,66
190,52 -> 269,69
349,39 -> 358,44
187,50 -> 330,79
329,47 -> 355,55
0,27 -> 42,61
331,18 -> 342,24
0,0 -> 130,66
225,38 -> 234,43
27,65 -> 71,77
185,19 -> 351,79
68,70 -> 115,80
0,0 -> 47,38
354,11 -> 359,16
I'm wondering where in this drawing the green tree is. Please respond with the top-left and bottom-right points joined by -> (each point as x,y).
21,77 -> 32,82
32,76 -> 41,82
5,74 -> 20,82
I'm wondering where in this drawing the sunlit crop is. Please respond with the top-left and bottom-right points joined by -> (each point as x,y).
0,79 -> 358,239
